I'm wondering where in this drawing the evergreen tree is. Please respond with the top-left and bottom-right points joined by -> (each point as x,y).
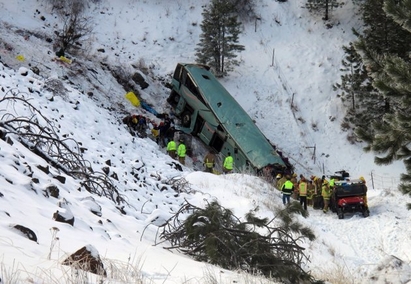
195,0 -> 245,77
335,0 -> 411,143
306,0 -> 343,21
356,0 -> 411,208
334,41 -> 383,141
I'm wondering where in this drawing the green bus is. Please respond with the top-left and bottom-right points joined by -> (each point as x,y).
167,63 -> 292,175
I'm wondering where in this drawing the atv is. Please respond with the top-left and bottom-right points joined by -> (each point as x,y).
330,179 -> 370,219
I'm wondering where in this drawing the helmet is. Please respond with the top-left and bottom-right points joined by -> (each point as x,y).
292,173 -> 297,177
276,174 -> 281,179
359,176 -> 365,183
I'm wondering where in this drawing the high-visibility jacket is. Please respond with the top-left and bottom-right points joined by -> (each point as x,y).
281,180 -> 294,195
204,153 -> 215,168
177,143 -> 186,157
167,140 -> 176,151
322,182 -> 331,199
299,181 -> 308,196
223,156 -> 233,170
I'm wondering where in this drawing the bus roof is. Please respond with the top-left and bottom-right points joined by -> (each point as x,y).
181,63 -> 285,169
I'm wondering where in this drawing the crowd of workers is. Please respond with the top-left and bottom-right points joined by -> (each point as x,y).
276,172 -> 367,213
122,113 -> 368,215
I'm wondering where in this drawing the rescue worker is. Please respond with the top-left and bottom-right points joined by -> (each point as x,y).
281,175 -> 294,205
321,178 -> 332,213
274,173 -> 282,189
298,177 -> 308,210
166,139 -> 177,159
359,176 -> 369,212
291,173 -> 299,200
223,152 -> 234,174
177,138 -> 186,165
307,180 -> 315,207
151,123 -> 160,144
277,174 -> 287,191
203,151 -> 216,173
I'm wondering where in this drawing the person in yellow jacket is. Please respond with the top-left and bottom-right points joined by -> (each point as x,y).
359,176 -> 369,212
307,180 -> 315,207
223,152 -> 233,174
298,177 -> 308,210
166,139 -> 177,159
321,178 -> 332,213
277,174 -> 287,191
281,175 -> 294,205
203,151 -> 216,173
177,139 -> 186,165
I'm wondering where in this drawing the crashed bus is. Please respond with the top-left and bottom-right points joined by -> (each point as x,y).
167,63 -> 292,175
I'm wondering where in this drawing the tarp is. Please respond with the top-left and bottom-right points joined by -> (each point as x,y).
141,101 -> 159,116
125,92 -> 140,107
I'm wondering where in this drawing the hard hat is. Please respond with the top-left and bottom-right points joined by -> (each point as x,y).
292,173 -> 297,177
359,176 -> 365,182
276,174 -> 281,179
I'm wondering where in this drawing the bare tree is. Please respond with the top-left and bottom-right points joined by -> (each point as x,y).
45,0 -> 94,55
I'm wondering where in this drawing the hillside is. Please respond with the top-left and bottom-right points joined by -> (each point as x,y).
0,0 -> 410,283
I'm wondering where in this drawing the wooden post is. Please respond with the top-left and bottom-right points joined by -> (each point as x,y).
272,48 -> 275,67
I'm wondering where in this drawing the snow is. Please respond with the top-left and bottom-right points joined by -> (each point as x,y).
0,0 -> 410,283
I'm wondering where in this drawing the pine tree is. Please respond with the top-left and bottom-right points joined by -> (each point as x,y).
358,0 -> 411,208
306,0 -> 343,21
334,42 -> 383,141
195,0 -> 245,77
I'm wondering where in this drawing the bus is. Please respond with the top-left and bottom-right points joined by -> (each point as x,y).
167,63 -> 292,176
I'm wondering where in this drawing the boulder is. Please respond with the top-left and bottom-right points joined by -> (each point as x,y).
62,245 -> 106,277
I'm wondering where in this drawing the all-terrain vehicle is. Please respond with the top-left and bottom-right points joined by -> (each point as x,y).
330,179 -> 370,219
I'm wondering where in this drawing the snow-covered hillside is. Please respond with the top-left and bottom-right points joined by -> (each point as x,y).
0,0 -> 410,283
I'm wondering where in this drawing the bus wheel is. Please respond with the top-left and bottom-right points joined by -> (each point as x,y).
182,111 -> 191,127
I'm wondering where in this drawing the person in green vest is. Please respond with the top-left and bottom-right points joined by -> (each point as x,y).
223,152 -> 234,174
298,177 -> 308,210
167,139 -> 177,159
281,175 -> 294,205
177,138 -> 186,165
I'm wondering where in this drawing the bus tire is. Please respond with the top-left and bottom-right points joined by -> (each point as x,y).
182,111 -> 191,127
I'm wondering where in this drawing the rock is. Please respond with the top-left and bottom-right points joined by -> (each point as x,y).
62,245 -> 106,277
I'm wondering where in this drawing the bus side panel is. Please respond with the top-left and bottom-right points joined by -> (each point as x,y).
198,121 -> 215,145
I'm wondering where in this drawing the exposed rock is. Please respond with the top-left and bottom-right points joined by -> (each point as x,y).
12,224 -> 38,242
53,210 -> 74,226
46,184 -> 59,198
132,71 -> 149,89
53,198 -> 74,225
53,175 -> 66,184
37,164 -> 50,174
62,245 -> 106,277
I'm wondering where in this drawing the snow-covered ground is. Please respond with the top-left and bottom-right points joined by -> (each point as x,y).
0,0 -> 410,283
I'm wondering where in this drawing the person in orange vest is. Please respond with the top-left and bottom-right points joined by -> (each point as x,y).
298,177 -> 308,210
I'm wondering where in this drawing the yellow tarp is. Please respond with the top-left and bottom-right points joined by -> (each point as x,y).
125,92 -> 140,107
59,56 -> 72,64
16,54 -> 25,62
